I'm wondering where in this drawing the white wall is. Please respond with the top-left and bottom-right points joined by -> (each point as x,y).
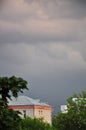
13,108 -> 34,118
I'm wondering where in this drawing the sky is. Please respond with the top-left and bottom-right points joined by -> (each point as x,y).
0,0 -> 86,113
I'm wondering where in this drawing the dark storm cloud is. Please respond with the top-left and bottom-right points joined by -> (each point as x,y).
26,67 -> 86,113
0,41 -> 86,113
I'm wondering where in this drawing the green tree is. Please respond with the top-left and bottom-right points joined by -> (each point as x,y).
0,76 -> 28,130
21,117 -> 54,130
52,91 -> 86,130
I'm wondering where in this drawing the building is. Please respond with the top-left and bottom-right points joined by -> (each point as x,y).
8,95 -> 52,124
61,98 -> 86,113
61,105 -> 67,113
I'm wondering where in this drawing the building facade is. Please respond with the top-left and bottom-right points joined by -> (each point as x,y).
8,95 -> 52,124
61,105 -> 67,113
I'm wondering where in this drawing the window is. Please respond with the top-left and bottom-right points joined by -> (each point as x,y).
39,110 -> 43,115
39,110 -> 40,114
23,110 -> 26,118
41,110 -> 43,114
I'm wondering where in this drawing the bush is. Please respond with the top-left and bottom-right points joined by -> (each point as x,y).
20,117 -> 54,130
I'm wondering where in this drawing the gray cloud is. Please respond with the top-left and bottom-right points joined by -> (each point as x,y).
0,30 -> 82,44
0,0 -> 86,45
0,0 -> 86,113
0,42 -> 86,113
25,0 -> 86,19
1,0 -> 86,21
0,0 -> 5,7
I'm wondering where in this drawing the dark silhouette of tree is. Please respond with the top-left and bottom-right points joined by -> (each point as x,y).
0,76 -> 28,130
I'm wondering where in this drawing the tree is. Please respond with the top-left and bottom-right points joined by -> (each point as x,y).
0,76 -> 28,130
20,117 -> 54,130
52,91 -> 86,130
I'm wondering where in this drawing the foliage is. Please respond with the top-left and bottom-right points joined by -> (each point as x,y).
0,107 -> 21,130
0,76 -> 28,130
20,117 -> 55,130
0,76 -> 28,107
52,91 -> 86,130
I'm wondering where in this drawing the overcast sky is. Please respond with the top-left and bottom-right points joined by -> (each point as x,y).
0,0 -> 86,113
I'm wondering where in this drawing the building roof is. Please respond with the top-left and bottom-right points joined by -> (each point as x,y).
8,95 -> 50,107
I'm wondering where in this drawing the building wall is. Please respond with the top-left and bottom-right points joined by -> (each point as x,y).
18,109 -> 34,118
9,105 -> 34,118
9,105 -> 52,124
61,105 -> 67,113
33,106 -> 52,124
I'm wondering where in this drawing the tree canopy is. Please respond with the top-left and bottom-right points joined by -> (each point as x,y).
0,76 -> 28,130
21,117 -> 54,130
0,76 -> 28,107
52,91 -> 86,130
